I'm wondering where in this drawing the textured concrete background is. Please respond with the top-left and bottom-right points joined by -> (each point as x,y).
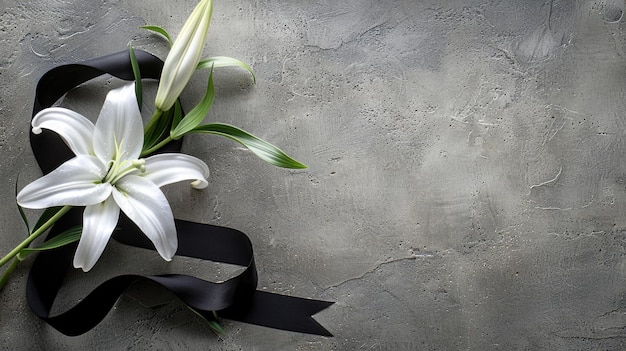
1,0 -> 626,349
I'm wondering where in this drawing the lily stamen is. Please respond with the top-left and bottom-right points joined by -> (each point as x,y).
132,159 -> 147,173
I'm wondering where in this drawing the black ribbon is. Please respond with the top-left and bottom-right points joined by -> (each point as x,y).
26,49 -> 333,337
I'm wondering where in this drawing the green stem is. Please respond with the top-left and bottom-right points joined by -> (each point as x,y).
0,205 -> 72,268
0,257 -> 20,291
140,135 -> 174,157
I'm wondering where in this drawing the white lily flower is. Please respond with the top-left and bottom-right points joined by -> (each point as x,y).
17,84 -> 209,272
155,0 -> 213,111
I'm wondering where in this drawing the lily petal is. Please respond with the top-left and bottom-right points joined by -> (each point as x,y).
73,197 -> 121,272
17,155 -> 112,208
112,175 -> 177,260
32,107 -> 95,156
93,84 -> 144,163
143,153 -> 209,189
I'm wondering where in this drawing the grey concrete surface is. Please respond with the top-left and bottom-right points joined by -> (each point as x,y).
1,0 -> 626,349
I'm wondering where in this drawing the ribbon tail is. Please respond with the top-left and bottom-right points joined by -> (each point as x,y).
219,291 -> 334,336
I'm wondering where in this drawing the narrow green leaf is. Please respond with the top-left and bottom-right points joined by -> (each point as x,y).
17,204 -> 29,237
197,56 -> 256,83
19,226 -> 81,254
140,25 -> 173,46
15,175 -> 30,235
144,108 -> 175,151
144,111 -> 164,149
207,320 -> 225,335
29,226 -> 81,252
171,99 -> 184,132
128,42 -> 143,110
190,123 -> 307,169
170,67 -> 215,140
186,306 -> 224,336
32,206 -> 65,234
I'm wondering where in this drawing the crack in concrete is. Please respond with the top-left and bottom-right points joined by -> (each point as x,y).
529,166 -> 562,193
321,255 -> 427,291
555,333 -> 626,340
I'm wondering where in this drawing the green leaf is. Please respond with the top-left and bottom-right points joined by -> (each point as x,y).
15,175 -> 30,235
190,123 -> 307,169
186,306 -> 224,336
144,108 -> 175,151
128,42 -> 143,110
32,206 -> 65,234
17,204 -> 29,237
207,320 -> 225,335
19,226 -> 81,255
171,99 -> 184,132
170,67 -> 215,140
197,56 -> 256,83
140,25 -> 173,46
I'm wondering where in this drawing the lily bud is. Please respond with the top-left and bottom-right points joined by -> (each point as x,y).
155,0 -> 213,111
